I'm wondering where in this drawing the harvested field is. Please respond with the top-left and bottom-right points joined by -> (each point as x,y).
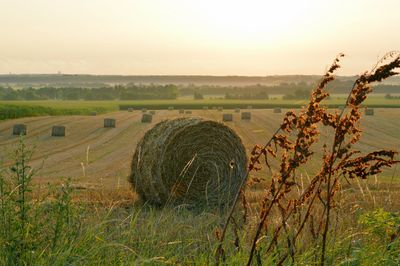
0,109 -> 399,193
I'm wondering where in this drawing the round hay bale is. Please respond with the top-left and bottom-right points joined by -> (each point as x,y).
273,107 -> 282,113
365,108 -> 374,116
241,112 -> 251,120
129,118 -> 247,207
13,124 -> 27,136
235,108 -> 240,113
185,110 -> 192,114
51,125 -> 66,137
179,109 -> 185,114
128,107 -> 133,112
141,113 -> 153,123
149,110 -> 156,115
222,113 -> 233,121
104,118 -> 116,128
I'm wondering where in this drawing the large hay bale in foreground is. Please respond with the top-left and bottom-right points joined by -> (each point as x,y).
222,113 -> 233,121
365,108 -> 374,116
104,118 -> 116,128
241,112 -> 251,120
141,114 -> 153,123
129,118 -> 247,207
13,124 -> 27,136
51,125 -> 65,137
273,107 -> 282,113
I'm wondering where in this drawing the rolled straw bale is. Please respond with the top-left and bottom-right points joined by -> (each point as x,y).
222,113 -> 233,121
104,118 -> 116,128
141,114 -> 153,123
129,118 -> 247,207
273,107 -> 282,113
235,108 -> 240,113
241,112 -> 251,120
179,109 -> 185,114
51,125 -> 66,137
128,108 -> 133,112
149,110 -> 156,115
13,124 -> 27,136
365,108 -> 374,116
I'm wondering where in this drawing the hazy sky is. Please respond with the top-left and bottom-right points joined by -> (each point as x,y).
1,0 -> 399,75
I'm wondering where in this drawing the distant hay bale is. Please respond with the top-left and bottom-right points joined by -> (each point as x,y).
235,108 -> 240,113
142,108 -> 147,113
104,118 -> 116,128
141,114 -> 153,123
185,110 -> 192,114
222,113 -> 233,121
247,105 -> 253,109
149,110 -> 156,115
218,106 -> 223,111
365,108 -> 374,116
13,124 -> 27,136
128,107 -> 133,112
129,118 -> 247,207
273,107 -> 282,113
212,106 -> 217,110
168,106 -> 174,111
91,112 -> 97,116
203,106 -> 208,110
241,112 -> 251,120
51,125 -> 66,137
179,109 -> 185,114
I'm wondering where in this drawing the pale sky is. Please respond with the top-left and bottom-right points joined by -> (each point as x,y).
0,0 -> 399,75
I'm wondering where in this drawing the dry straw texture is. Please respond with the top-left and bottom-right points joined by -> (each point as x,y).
51,125 -> 65,137
179,109 -> 185,114
235,108 -> 240,113
149,110 -> 156,115
13,124 -> 27,136
141,114 -> 153,123
185,110 -> 192,114
129,117 -> 247,207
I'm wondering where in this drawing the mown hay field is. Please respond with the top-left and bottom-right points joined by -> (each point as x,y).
0,108 -> 399,204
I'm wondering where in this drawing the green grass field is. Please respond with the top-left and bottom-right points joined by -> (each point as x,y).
1,96 -> 400,120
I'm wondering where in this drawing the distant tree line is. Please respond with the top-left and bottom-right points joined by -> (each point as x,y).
0,84 -> 178,100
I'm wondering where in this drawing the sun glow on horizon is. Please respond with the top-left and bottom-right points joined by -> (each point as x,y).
0,0 -> 399,75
